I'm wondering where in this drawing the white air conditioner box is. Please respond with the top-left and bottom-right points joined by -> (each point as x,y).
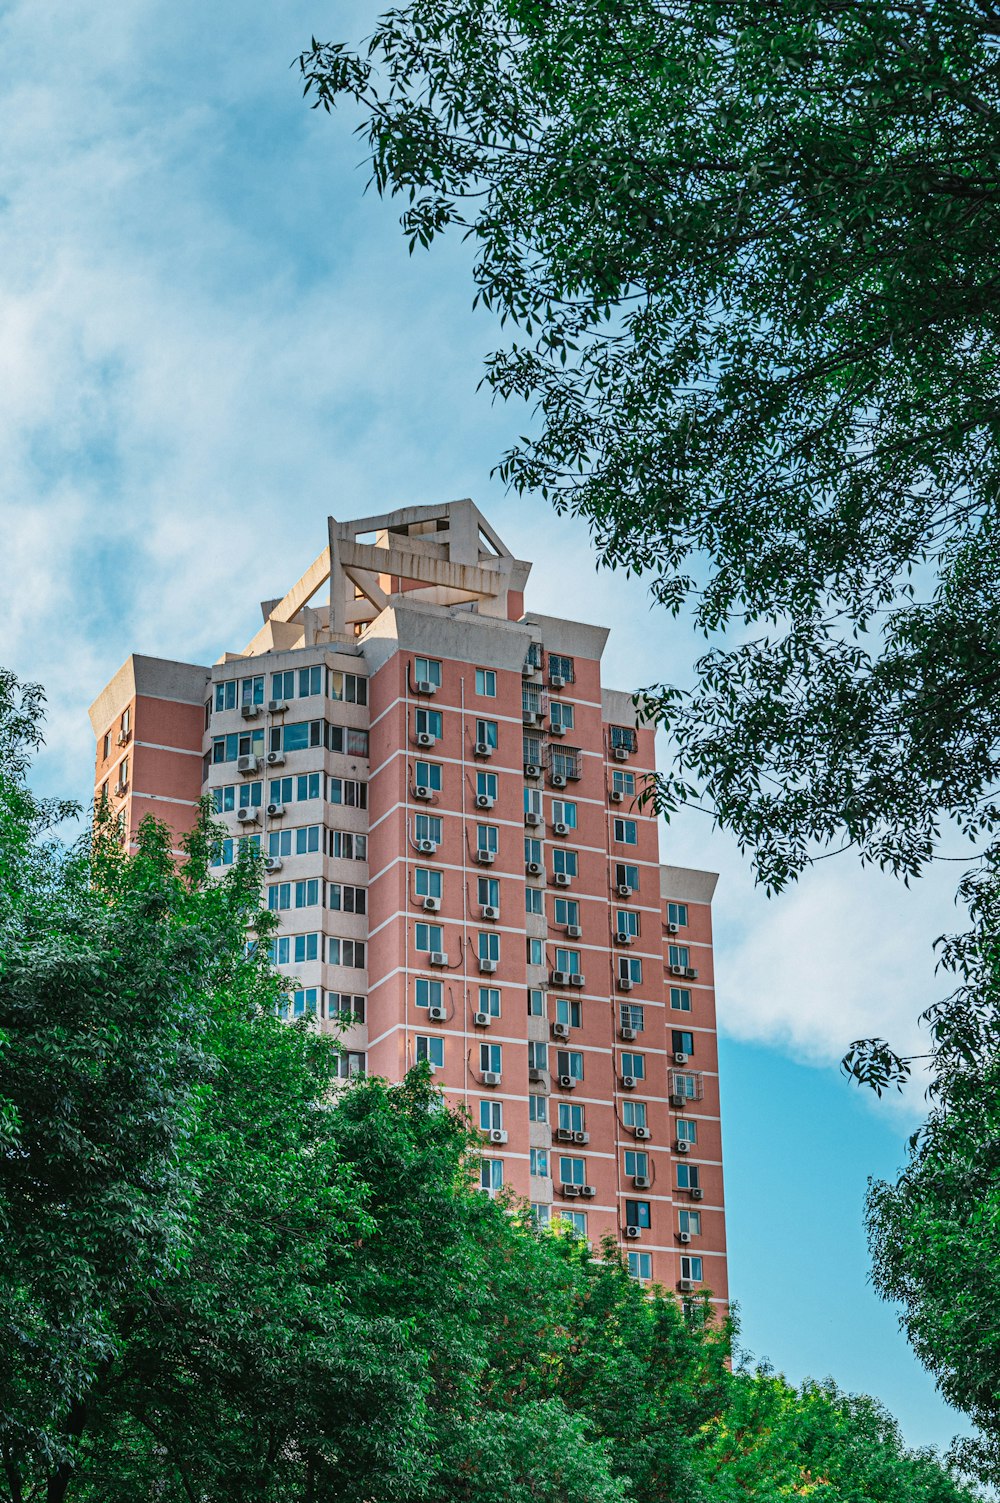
429,951 -> 448,967
266,802 -> 285,818
416,732 -> 435,748
267,699 -> 288,715
482,1070 -> 501,1086
422,896 -> 441,912
620,1075 -> 637,1090
266,751 -> 285,767
427,1006 -> 446,1022
479,958 -> 498,975
417,839 -> 437,854
481,904 -> 499,921
476,794 -> 494,809
554,872 -> 571,888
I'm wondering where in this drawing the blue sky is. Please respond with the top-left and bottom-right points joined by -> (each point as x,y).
0,0 -> 975,1454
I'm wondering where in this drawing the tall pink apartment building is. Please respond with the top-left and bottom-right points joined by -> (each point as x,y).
89,501 -> 727,1304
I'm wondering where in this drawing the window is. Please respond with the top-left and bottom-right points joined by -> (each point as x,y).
414,657 -> 442,687
480,1042 -> 502,1075
328,884 -> 367,914
556,1050 -> 584,1081
524,641 -> 544,670
611,768 -> 636,796
277,720 -> 325,754
555,948 -> 581,976
549,654 -> 574,682
529,1094 -> 548,1122
213,731 -> 264,763
671,1072 -> 702,1101
475,668 -> 497,697
676,1163 -> 700,1190
523,732 -> 542,766
668,901 -> 689,927
610,725 -> 637,751
478,932 -> 500,964
549,701 -> 575,733
528,1040 -> 548,1071
620,1003 -> 645,1032
615,909 -> 640,938
625,1200 -> 651,1229
285,987 -> 320,1018
415,707 -> 443,739
561,1210 -> 588,1237
530,1148 -> 549,1177
670,987 -> 692,1012
212,835 -> 260,871
525,836 -> 543,866
415,813 -> 443,844
558,1102 -> 584,1132
476,771 -> 498,800
294,879 -> 320,909
268,936 -> 288,965
334,1051 -> 367,1079
532,1203 -> 551,1225
677,1119 -> 698,1144
477,824 -> 499,855
414,761 -> 443,792
669,944 -> 691,968
327,725 -> 369,757
480,1099 -> 503,1131
329,938 -> 366,967
559,1156 -> 585,1187
679,1210 -> 702,1236
553,897 -> 580,927
415,923 -> 443,953
330,831 -> 367,860
550,747 -> 581,780
524,785 -> 543,818
291,934 -> 319,963
627,1251 -> 652,1281
120,707 -> 130,736
614,818 -> 638,845
118,755 -> 128,787
527,937 -> 544,966
102,731 -> 111,760
552,848 -> 578,878
680,1256 -> 704,1282
555,997 -> 582,1028
214,781 -> 262,812
524,887 -> 543,916
415,977 -> 443,1010
415,867 -> 442,899
268,883 -> 291,911
522,684 -> 542,718
478,876 -> 500,908
672,1029 -> 695,1056
416,1035 -> 444,1069
619,956 -> 643,986
327,993 -> 365,1023
624,1150 -> 649,1178
621,1053 -> 645,1080
292,825 -> 322,854
622,1100 -> 647,1130
328,670 -> 367,704
301,774 -> 324,802
328,777 -> 368,808
270,671 -> 294,702
552,799 -> 577,827
615,863 -> 640,890
293,666 -> 324,698
528,988 -> 546,1017
478,986 -> 501,1018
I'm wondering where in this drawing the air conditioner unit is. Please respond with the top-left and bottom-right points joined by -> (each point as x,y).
528,1067 -> 544,1083
614,746 -> 630,761
616,931 -> 633,946
475,1011 -> 492,1026
675,1139 -> 690,1154
618,977 -> 633,992
475,741 -> 493,758
236,807 -> 259,824
620,1075 -> 637,1090
684,967 -> 699,980
558,1074 -> 576,1090
476,849 -> 495,865
570,974 -> 584,988
525,811 -> 542,827
524,763 -> 541,779
549,674 -> 566,690
633,1126 -> 651,1140
551,1022 -> 571,1041
556,1128 -> 574,1143
679,1231 -> 692,1245
264,856 -> 282,873
610,789 -> 624,803
553,821 -> 569,836
673,1051 -> 689,1065
429,951 -> 448,967
476,794 -> 494,809
241,704 -> 261,720
415,680 -> 437,695
482,1070 -> 501,1086
690,1187 -> 704,1201
619,1026 -> 637,1042
669,1093 -> 687,1109
625,1225 -> 641,1240
413,785 -> 432,801
633,1174 -> 651,1190
573,1130 -> 589,1145
417,839 -> 437,854
679,1278 -> 696,1292
416,732 -> 435,748
266,802 -> 285,818
561,1183 -> 581,1197
482,904 -> 499,921
427,1006 -> 446,1022
266,751 -> 285,767
553,872 -> 571,888
548,722 -> 566,737
670,965 -> 685,977
267,699 -> 288,715
522,709 -> 536,724
422,896 -> 441,913
616,883 -> 632,898
551,970 -> 569,986
551,773 -> 567,788
527,860 -> 543,876
479,958 -> 498,975
237,755 -> 259,774
116,729 -> 131,745
566,924 -> 582,939
581,1185 -> 596,1199
521,662 -> 534,678
489,1128 -> 508,1145
667,921 -> 679,934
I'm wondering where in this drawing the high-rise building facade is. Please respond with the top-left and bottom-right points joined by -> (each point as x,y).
89,501 -> 727,1305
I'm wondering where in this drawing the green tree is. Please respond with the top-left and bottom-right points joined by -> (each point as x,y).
300,0 -> 1000,889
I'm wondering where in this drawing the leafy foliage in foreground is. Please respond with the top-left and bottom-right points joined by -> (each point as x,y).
300,0 -> 1000,890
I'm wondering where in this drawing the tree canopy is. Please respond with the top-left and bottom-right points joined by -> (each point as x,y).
300,0 -> 1000,889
